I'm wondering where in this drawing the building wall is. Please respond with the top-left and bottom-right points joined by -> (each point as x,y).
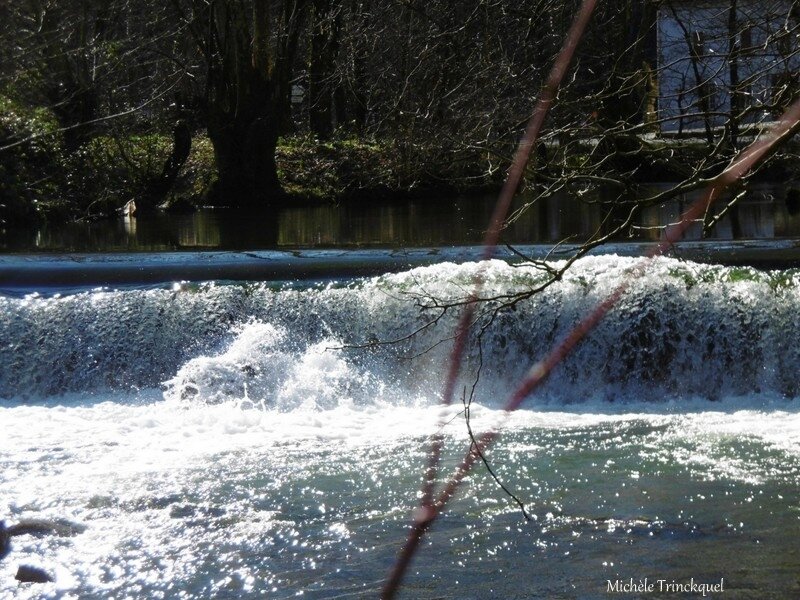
657,0 -> 799,133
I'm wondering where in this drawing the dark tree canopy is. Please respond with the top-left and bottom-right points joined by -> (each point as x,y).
1,0 -> 799,229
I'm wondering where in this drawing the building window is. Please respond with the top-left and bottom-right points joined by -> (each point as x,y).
777,29 -> 795,56
703,81 -> 721,110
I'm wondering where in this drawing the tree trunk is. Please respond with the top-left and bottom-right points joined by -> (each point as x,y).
198,0 -> 307,209
274,1 -> 309,136
207,113 -> 282,208
309,0 -> 341,139
142,119 -> 192,210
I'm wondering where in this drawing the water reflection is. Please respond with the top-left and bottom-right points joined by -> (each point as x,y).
3,184 -> 800,252
277,198 -> 503,247
278,184 -> 800,247
635,187 -> 780,240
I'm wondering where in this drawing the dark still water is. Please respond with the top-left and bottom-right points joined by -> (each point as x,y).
4,184 -> 800,253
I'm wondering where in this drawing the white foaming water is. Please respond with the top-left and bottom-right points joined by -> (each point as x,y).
163,322 -> 385,411
2,255 -> 800,403
2,395 -> 800,598
2,255 -> 800,597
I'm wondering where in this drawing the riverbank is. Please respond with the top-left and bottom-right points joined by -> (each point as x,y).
3,91 -> 800,229
1,129 -> 503,225
1,94 -> 505,226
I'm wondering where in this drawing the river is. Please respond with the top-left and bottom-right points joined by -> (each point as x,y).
3,184 -> 800,252
1,252 -> 799,598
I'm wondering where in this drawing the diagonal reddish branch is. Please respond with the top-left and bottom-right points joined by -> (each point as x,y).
387,2 -> 599,598
420,0 -> 600,511
383,37 -> 800,600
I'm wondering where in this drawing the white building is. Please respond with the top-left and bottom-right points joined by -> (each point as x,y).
657,0 -> 799,134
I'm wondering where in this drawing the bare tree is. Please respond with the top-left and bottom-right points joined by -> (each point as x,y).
170,0 -> 309,208
3,0 -> 799,223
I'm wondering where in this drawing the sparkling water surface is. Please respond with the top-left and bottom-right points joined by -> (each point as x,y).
2,256 -> 800,598
3,401 -> 799,599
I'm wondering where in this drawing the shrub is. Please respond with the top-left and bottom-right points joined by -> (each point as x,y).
62,132 -> 174,217
0,95 -> 64,225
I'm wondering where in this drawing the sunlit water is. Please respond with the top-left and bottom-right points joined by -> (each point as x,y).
2,256 -> 800,598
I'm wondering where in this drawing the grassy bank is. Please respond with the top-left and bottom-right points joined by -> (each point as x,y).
1,95 -> 504,225
3,96 -> 797,227
276,135 -> 503,202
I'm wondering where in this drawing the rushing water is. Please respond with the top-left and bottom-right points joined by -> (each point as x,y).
2,256 -> 800,598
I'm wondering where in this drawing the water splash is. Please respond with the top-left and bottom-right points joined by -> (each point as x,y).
1,256 -> 799,404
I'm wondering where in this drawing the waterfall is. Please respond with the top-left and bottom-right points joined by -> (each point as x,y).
2,255 -> 798,404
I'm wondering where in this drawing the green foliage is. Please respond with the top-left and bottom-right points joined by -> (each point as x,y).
62,132 -> 173,216
62,131 -> 222,215
0,95 -> 64,224
667,265 -> 800,292
768,270 -> 800,291
176,135 -> 217,201
0,96 -> 61,137
0,97 -> 221,222
726,267 -> 760,283
667,266 -> 720,289
277,135 -> 393,199
276,134 -> 502,201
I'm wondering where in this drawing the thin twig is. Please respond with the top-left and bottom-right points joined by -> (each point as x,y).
382,1 -> 600,597
383,95 -> 800,600
462,385 -> 534,522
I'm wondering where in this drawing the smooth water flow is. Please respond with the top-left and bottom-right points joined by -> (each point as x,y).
4,184 -> 800,253
1,256 -> 799,598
